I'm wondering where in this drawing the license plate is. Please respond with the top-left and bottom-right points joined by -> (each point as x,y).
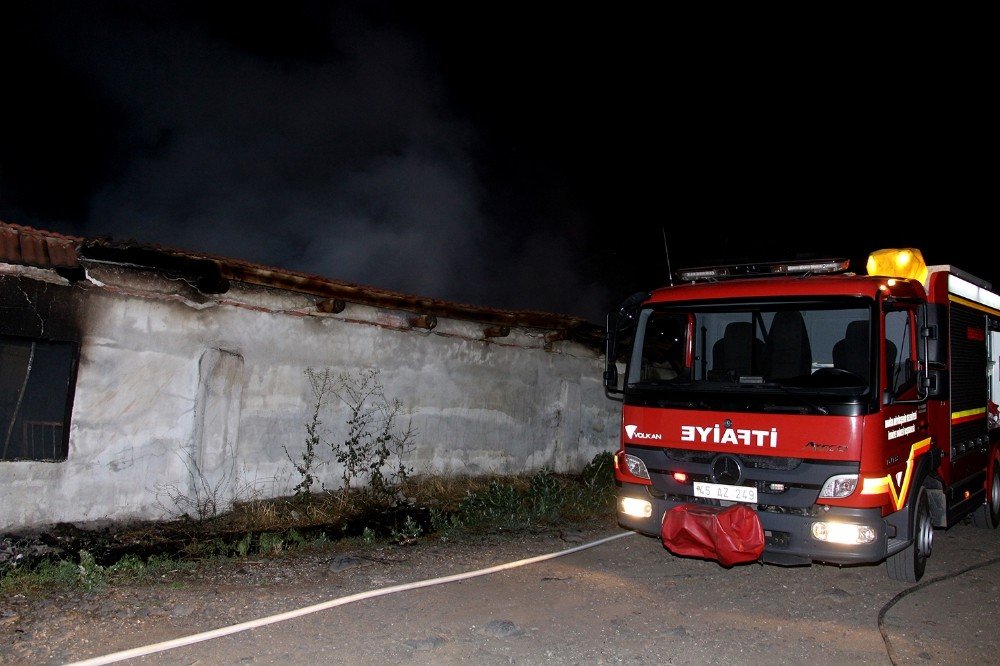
693,482 -> 758,503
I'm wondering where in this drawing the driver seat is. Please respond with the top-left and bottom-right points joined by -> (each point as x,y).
832,320 -> 869,378
712,322 -> 764,377
762,311 -> 812,380
833,319 -> 897,385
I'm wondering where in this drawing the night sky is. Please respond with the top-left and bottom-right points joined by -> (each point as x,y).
0,3 -> 991,323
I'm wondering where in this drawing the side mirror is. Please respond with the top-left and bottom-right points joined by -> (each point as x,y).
603,366 -> 619,391
604,292 -> 646,398
604,313 -> 623,395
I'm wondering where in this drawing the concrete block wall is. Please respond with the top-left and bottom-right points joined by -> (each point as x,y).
1,262 -> 619,531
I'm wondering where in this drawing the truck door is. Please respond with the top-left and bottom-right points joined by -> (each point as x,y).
990,323 -> 1000,431
881,304 -> 930,511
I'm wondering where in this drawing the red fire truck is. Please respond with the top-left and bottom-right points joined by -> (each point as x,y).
604,249 -> 1000,582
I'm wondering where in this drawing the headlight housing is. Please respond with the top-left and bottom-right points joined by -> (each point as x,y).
622,454 -> 650,479
819,474 -> 858,498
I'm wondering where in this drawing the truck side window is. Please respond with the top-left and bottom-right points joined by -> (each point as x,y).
639,314 -> 685,381
885,309 -> 917,398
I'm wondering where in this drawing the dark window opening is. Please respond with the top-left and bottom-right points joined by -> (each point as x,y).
1,335 -> 77,462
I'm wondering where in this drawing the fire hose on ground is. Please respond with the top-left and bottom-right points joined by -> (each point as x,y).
66,531 -> 637,665
62,530 -> 998,666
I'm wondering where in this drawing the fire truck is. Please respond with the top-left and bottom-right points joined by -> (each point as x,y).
604,249 -> 1000,582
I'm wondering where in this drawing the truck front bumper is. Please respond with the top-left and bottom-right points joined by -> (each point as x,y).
617,482 -> 889,567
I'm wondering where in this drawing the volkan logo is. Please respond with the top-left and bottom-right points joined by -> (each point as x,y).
624,424 -> 662,440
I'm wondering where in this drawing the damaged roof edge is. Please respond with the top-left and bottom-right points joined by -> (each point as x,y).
0,222 -> 82,270
0,221 -> 605,346
221,262 -> 598,334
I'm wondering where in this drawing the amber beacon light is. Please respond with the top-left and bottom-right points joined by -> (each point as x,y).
866,248 -> 929,283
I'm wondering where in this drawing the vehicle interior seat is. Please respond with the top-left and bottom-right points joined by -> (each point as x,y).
832,320 -> 870,378
762,311 -> 812,380
712,322 -> 764,378
832,319 -> 897,385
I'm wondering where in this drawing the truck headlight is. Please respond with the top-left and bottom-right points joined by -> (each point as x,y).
819,474 -> 858,498
811,521 -> 876,544
620,497 -> 652,518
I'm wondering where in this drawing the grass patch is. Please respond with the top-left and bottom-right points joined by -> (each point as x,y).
1,452 -> 617,594
0,550 -> 195,596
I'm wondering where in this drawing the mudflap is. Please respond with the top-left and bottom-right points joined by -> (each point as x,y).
660,503 -> 765,567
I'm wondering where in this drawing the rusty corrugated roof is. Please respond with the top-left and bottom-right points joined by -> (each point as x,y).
217,257 -> 596,332
0,221 -> 604,344
81,236 -> 602,337
0,222 -> 81,269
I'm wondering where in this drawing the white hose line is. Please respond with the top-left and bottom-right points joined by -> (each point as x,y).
67,530 -> 636,666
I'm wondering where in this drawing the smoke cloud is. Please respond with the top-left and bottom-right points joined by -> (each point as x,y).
4,3 -> 611,320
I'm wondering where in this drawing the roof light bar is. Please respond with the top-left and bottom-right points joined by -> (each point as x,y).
677,267 -> 732,281
677,258 -> 850,282
776,259 -> 851,274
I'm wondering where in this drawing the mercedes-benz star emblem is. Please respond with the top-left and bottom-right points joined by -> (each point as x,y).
711,454 -> 742,485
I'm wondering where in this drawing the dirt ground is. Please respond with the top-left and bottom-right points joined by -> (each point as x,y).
2,514 -> 999,665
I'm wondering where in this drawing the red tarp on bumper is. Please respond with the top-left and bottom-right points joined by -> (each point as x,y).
661,503 -> 765,567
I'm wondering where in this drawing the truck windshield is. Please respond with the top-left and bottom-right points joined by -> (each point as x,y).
626,302 -> 873,395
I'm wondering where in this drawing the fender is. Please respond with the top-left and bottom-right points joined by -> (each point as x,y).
885,449 -> 936,545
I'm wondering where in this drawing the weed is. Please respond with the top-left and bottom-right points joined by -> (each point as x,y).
107,554 -> 189,583
0,552 -> 193,593
284,368 -> 418,504
0,559 -> 73,596
437,452 -> 617,534
107,553 -> 145,576
154,450 -> 230,522
566,451 -> 617,519
154,446 -> 270,525
329,368 -> 416,499
236,534 -> 252,557
528,468 -> 563,522
391,515 -> 423,545
258,533 -> 284,555
456,480 -> 524,531
284,368 -> 333,499
429,507 -> 463,536
189,538 -> 234,559
284,528 -> 329,549
0,549 -> 109,595
581,450 -> 614,487
76,550 -> 106,590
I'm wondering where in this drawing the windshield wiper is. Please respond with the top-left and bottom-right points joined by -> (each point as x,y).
629,379 -> 697,390
772,384 -> 828,415
734,377 -> 829,415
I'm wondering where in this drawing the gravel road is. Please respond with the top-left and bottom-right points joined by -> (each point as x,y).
3,513 -> 999,665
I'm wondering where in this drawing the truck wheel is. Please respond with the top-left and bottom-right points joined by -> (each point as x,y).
972,466 -> 1000,529
887,488 -> 932,583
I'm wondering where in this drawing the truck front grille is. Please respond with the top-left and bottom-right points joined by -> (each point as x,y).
629,445 -> 859,510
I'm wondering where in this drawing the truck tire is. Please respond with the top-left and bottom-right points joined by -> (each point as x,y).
972,466 -> 1000,529
887,487 -> 932,583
